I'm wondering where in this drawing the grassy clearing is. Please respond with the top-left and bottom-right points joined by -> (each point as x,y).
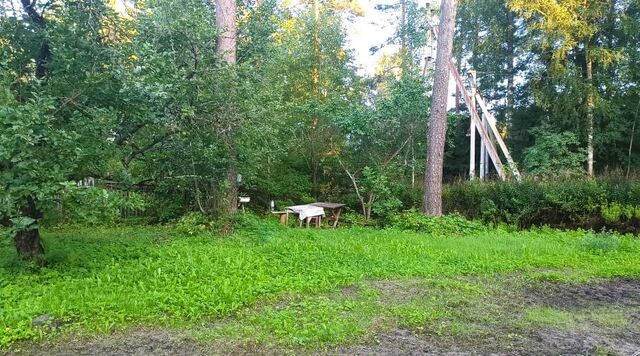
1,223 -> 640,349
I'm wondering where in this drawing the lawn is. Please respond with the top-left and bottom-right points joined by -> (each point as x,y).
2,222 -> 640,353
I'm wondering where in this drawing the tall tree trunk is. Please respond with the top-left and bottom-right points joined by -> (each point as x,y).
423,0 -> 457,216
14,196 -> 44,261
310,0 -> 322,197
215,0 -> 238,215
215,0 -> 237,64
626,99 -> 640,178
401,0 -> 406,68
20,0 -> 50,79
505,9 -> 515,123
225,145 -> 239,214
15,1 -> 48,261
586,49 -> 594,177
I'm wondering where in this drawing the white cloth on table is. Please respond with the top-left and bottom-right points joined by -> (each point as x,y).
287,204 -> 325,220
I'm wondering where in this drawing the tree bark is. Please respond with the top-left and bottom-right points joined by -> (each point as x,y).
586,49 -> 594,177
14,196 -> 44,262
626,99 -> 640,178
225,141 -> 238,215
15,0 -> 47,261
422,0 -> 457,216
215,0 -> 238,216
505,9 -> 515,123
15,229 -> 44,262
215,0 -> 237,64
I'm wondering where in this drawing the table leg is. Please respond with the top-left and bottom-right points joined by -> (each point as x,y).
332,208 -> 342,228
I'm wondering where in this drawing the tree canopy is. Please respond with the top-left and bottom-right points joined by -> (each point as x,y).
1,0 -> 640,259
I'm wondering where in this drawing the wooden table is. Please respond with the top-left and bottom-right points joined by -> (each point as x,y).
310,202 -> 345,228
273,209 -> 322,227
272,211 -> 289,225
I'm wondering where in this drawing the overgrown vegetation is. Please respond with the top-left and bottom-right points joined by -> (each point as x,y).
2,0 -> 640,260
1,224 -> 639,349
443,177 -> 640,232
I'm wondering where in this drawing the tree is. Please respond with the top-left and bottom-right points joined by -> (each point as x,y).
338,71 -> 429,219
509,0 -> 615,177
215,0 -> 239,216
423,0 -> 457,216
0,0 -> 129,260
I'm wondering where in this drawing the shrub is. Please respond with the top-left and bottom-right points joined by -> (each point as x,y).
175,212 -> 216,236
339,212 -> 378,228
43,186 -> 147,226
443,177 -> 640,233
232,212 -> 284,241
389,210 -> 485,236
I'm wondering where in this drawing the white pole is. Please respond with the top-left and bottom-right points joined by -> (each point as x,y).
468,70 -> 477,180
483,116 -> 489,177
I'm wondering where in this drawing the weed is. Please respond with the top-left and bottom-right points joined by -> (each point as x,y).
2,225 -> 640,348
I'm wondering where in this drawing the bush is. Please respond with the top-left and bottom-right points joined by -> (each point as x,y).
389,210 -> 485,236
231,212 -> 284,241
175,212 -> 216,236
339,212 -> 378,228
443,177 -> 640,233
43,186 -> 147,226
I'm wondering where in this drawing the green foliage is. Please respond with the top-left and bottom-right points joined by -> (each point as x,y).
580,232 -> 622,255
175,212 -> 216,236
523,126 -> 587,177
44,187 -> 147,226
600,203 -> 640,224
0,87 -> 79,227
2,225 -> 640,348
361,167 -> 403,219
389,210 -> 485,236
443,178 -> 640,231
339,212 -> 378,228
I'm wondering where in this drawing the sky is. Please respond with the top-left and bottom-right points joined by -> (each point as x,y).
344,0 -> 461,108
345,0 -> 439,76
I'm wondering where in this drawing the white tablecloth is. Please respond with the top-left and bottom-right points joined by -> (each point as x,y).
287,205 -> 325,220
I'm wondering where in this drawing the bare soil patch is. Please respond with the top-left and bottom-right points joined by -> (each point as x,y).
525,278 -> 640,309
7,330 -> 205,356
368,279 -> 426,305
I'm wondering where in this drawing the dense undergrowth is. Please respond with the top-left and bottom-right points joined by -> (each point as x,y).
41,177 -> 640,235
2,218 -> 639,348
444,177 -> 640,233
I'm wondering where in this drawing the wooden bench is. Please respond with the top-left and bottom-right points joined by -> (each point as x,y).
272,211 -> 289,225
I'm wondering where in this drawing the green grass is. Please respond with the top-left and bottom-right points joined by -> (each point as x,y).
525,307 -> 576,328
525,306 -> 630,330
1,224 -> 639,348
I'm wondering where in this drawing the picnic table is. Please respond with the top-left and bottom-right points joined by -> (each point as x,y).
287,204 -> 325,227
272,202 -> 345,228
310,202 -> 345,228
